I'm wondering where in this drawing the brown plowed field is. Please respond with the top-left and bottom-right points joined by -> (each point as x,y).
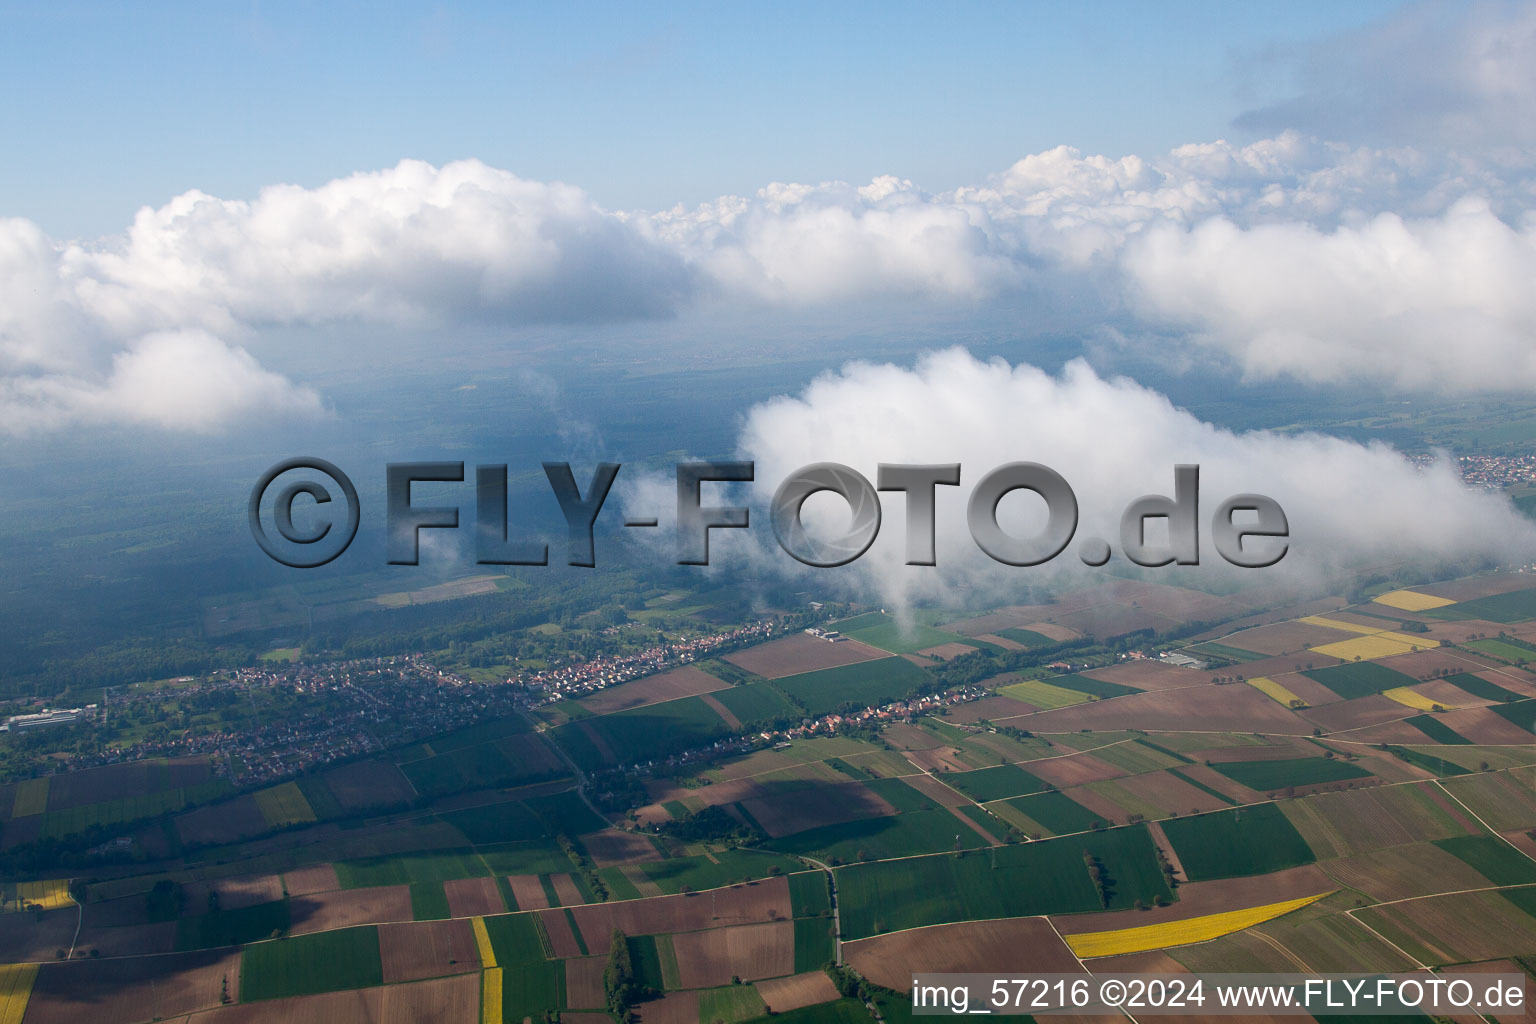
1078,661 -> 1204,691
538,907 -> 586,957
1422,618 -> 1528,643
378,918 -> 480,982
629,990 -> 700,1024
1220,622 -> 1350,656
1023,685 -> 1305,734
25,948 -> 241,1024
755,970 -> 843,1013
551,873 -> 584,907
942,694 -> 1039,724
1171,763 -> 1262,803
183,874 -> 283,913
174,795 -> 269,846
506,874 -> 550,910
1377,648 -> 1502,679
1359,890 -> 1536,965
1278,782 -> 1470,859
976,633 -> 1025,650
1436,706 -> 1536,743
186,971 -> 478,1024
904,746 -> 972,773
1024,753 -> 1129,788
0,907 -> 85,963
939,606 -> 1059,635
1300,695 -> 1413,732
917,642 -> 980,660
443,876 -> 504,917
670,919 -> 795,988
723,633 -> 889,678
846,916 -> 1082,991
565,877 -> 791,948
1320,843 -> 1491,902
578,665 -> 728,715
282,864 -> 340,896
564,955 -> 609,1009
740,781 -> 895,838
323,759 -> 416,810
1053,605 -> 1176,639
77,920 -> 177,957
288,885 -> 412,934
1421,575 -> 1536,602
898,772 -> 969,807
47,755 -> 214,810
1224,655 -> 1341,684
1111,771 -> 1231,817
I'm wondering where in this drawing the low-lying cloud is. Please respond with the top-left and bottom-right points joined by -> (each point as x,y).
690,349 -> 1536,609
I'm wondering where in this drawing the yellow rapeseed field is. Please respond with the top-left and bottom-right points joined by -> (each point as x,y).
1310,635 -> 1418,662
471,916 -> 497,967
1064,892 -> 1331,958
0,963 -> 38,1024
1374,589 -> 1456,612
1247,677 -> 1306,707
6,880 -> 72,913
1382,687 -> 1457,711
481,966 -> 504,1024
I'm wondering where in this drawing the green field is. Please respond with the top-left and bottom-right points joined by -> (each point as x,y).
634,848 -> 804,893
335,848 -> 489,888
997,627 -> 1058,647
553,696 -> 735,769
789,870 -> 831,917
842,615 -> 975,655
939,763 -> 1049,802
836,824 -> 1169,937
438,799 -> 547,844
1003,790 -> 1105,834
861,776 -> 941,813
1465,637 -> 1536,663
483,911 -> 549,964
525,789 -> 607,835
399,731 -> 565,797
773,658 -> 931,716
501,958 -> 566,1019
1210,757 -> 1373,791
479,841 -> 582,876
1301,662 -> 1418,701
1487,701 -> 1536,735
176,899 -> 291,950
1423,588 -> 1536,623
1406,715 -> 1471,744
252,782 -> 315,828
793,916 -> 835,971
1091,740 -> 1188,774
1159,803 -> 1316,880
765,808 -> 989,862
996,678 -> 1092,709
698,984 -> 768,1022
1187,641 -> 1267,662
409,881 -> 450,919
1433,835 -> 1536,885
239,926 -> 383,1001
1047,674 -> 1140,699
747,998 -> 872,1024
1439,672 -> 1522,703
709,681 -> 802,723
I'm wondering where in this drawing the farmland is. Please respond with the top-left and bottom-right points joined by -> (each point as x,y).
239,926 -> 383,1000
1209,757 -> 1373,791
772,658 -> 931,716
1159,804 -> 1316,880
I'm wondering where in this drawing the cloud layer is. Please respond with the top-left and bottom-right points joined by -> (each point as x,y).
718,349 -> 1536,608
5,1 -> 1536,433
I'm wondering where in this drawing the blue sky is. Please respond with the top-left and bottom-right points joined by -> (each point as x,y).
2,0 -> 1406,237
